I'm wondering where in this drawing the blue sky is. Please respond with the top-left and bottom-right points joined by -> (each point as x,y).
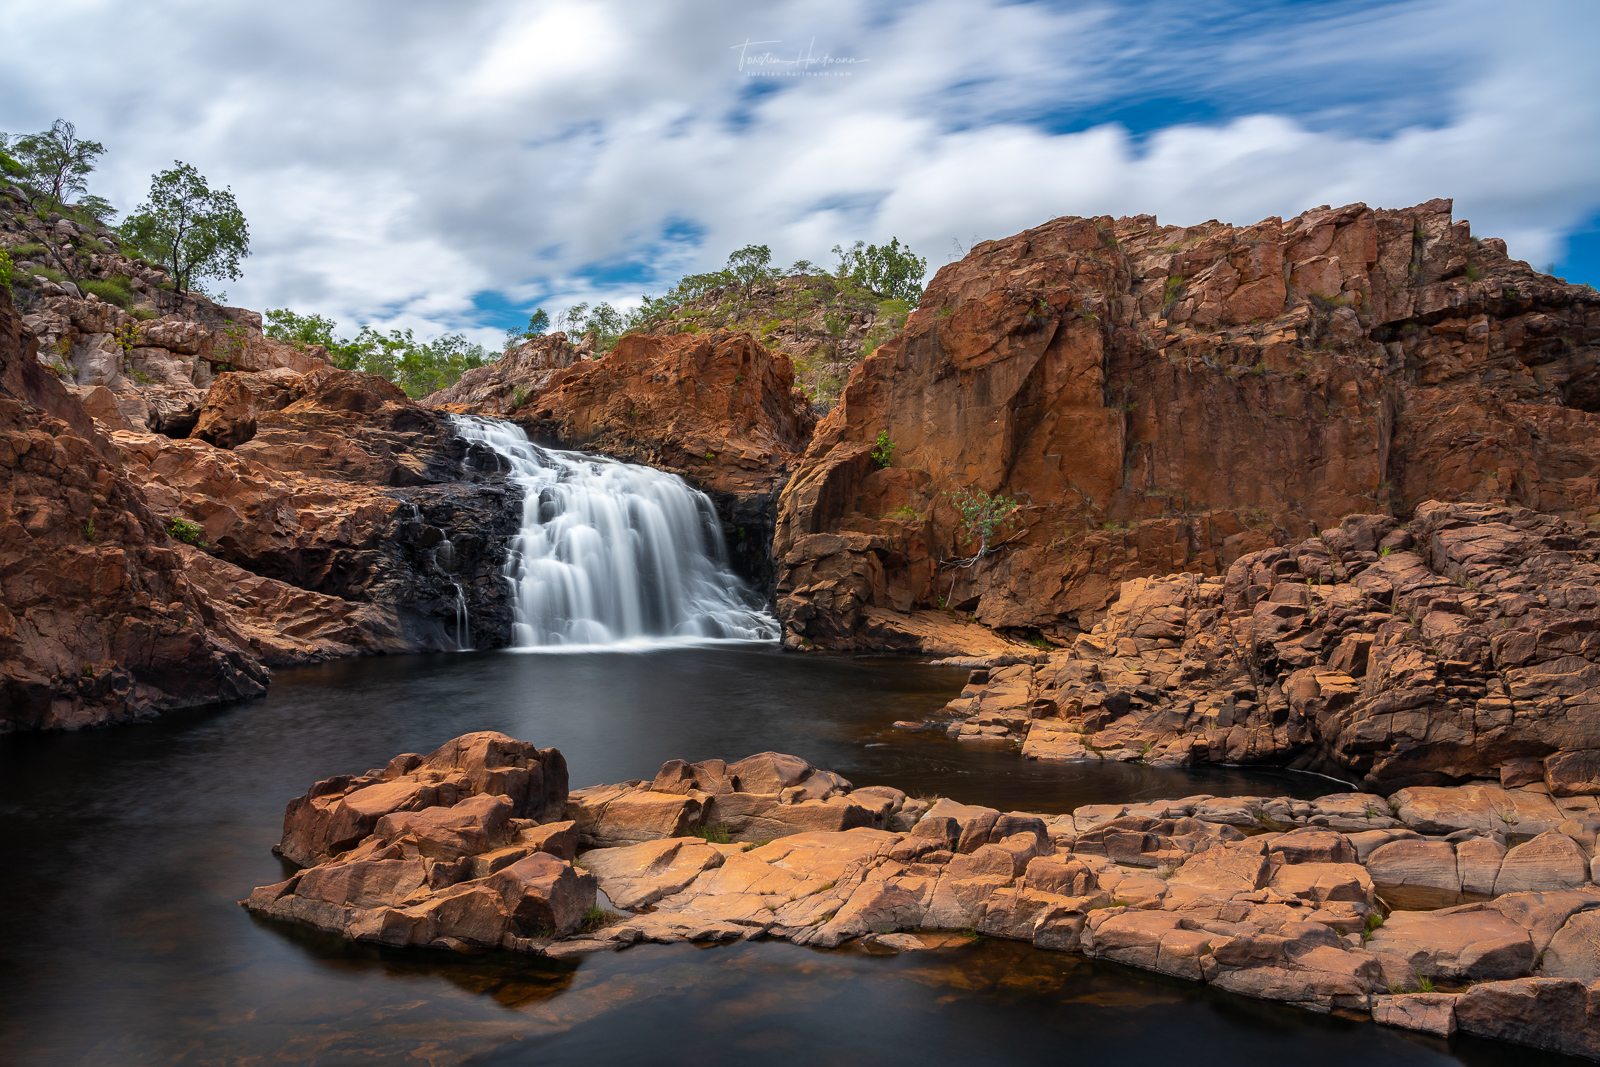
1,0 -> 1596,345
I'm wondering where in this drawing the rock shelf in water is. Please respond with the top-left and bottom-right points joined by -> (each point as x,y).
247,730 -> 1600,1060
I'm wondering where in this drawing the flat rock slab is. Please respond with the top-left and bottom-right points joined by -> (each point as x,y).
1368,907 -> 1535,979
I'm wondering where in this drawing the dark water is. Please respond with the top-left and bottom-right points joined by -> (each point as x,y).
0,647 -> 1569,1065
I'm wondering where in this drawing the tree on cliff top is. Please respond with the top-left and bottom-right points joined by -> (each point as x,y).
1,120 -> 107,214
119,162 -> 249,294
833,238 -> 927,303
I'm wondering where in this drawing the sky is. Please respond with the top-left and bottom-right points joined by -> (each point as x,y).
2,0 -> 1598,348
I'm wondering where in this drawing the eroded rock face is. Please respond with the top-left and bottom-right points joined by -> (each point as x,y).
249,735 -> 1600,1059
115,367 -> 523,651
427,329 -> 816,594
775,200 -> 1600,648
248,731 -> 589,947
923,501 -> 1600,792
0,288 -> 269,730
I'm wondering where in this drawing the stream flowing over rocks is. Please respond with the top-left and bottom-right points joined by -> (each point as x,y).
248,729 -> 1600,1061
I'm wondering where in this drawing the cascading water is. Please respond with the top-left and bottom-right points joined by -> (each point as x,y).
450,415 -> 780,648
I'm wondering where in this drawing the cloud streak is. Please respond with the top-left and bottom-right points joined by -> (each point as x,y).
1,0 -> 1595,345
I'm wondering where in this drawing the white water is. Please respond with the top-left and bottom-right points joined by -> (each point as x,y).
450,415 -> 780,649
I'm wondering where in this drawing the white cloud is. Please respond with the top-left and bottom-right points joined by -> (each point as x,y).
1,0 -> 1595,347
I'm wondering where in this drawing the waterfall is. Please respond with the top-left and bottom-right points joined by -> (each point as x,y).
450,415 -> 779,649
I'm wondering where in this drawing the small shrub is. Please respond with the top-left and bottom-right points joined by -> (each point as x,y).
0,249 -> 12,295
510,386 -> 527,411
1379,545 -> 1391,557
948,486 -> 1022,559
581,905 -> 623,933
80,275 -> 135,309
870,430 -> 896,469
165,516 -> 207,547
82,518 -> 95,541
693,823 -> 732,844
1363,912 -> 1384,941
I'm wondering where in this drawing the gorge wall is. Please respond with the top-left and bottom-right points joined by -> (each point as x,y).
775,199 -> 1600,649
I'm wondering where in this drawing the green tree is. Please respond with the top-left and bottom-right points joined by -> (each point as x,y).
265,309 -> 487,397
503,307 -> 550,350
725,244 -> 783,287
119,162 -> 249,294
2,120 -> 105,207
833,237 -> 927,302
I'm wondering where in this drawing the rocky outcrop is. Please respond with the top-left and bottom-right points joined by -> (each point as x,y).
116,367 -> 524,651
249,732 -> 1600,1059
920,501 -> 1600,793
775,200 -> 1600,649
2,187 -> 325,438
427,329 -> 816,594
246,731 -> 590,947
0,286 -> 269,730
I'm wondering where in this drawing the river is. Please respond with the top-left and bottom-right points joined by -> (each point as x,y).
0,647 -> 1561,1065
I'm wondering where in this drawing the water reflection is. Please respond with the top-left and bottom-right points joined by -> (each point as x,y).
0,648 -> 1544,1065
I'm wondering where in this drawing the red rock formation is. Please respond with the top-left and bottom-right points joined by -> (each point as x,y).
775,200 -> 1600,649
0,288 -> 269,730
430,329 -> 814,500
118,367 -> 522,645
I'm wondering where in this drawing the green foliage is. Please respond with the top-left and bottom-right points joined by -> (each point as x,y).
503,307 -> 551,349
693,823 -> 732,844
870,430 -> 896,468
82,518 -> 95,542
858,298 -> 911,357
0,249 -> 11,296
948,487 -> 1022,558
1379,545 -> 1392,557
80,275 -> 135,309
832,237 -> 927,302
264,308 -> 488,397
165,516 -> 206,547
581,905 -> 623,933
118,162 -> 249,294
1,120 -> 105,207
621,244 -> 793,338
556,300 -> 628,351
113,323 -> 138,355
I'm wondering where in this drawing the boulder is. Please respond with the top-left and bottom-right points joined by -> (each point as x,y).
1455,978 -> 1600,1060
1367,907 -> 1535,979
1371,993 -> 1457,1037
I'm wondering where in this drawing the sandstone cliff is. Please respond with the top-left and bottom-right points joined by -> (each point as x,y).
775,199 -> 1600,649
0,287 -> 269,729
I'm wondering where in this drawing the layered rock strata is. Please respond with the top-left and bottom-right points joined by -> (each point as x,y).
114,367 -> 522,650
775,200 -> 1600,649
249,731 -> 1600,1060
924,501 -> 1600,794
0,288 -> 269,729
425,329 -> 816,595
